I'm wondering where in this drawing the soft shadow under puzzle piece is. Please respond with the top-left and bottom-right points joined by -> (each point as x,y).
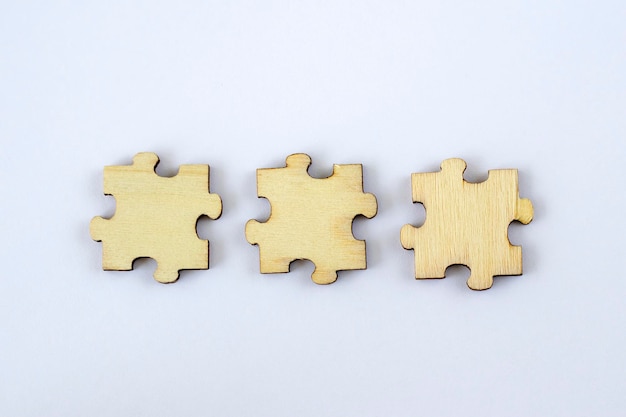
90,152 -> 222,283
246,153 -> 378,284
400,158 -> 533,290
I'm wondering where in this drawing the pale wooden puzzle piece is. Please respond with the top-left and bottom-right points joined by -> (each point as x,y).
400,158 -> 533,290
246,153 -> 378,284
90,152 -> 222,283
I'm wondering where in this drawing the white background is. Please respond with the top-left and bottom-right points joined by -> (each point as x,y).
1,1 -> 625,416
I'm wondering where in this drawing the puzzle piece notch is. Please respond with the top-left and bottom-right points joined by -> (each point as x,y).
90,152 -> 222,283
246,153 -> 377,284
400,158 -> 533,290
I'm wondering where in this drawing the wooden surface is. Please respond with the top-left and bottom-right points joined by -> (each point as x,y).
90,152 -> 222,283
400,158 -> 533,290
246,153 -> 378,284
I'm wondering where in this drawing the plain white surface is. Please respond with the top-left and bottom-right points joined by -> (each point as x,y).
1,1 -> 625,416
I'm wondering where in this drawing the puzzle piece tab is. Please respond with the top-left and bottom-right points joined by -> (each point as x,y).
246,153 -> 377,284
90,152 -> 222,283
400,158 -> 533,290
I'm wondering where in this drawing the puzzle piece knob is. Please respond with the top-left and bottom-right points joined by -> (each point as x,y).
132,152 -> 160,169
154,264 -> 181,284
285,153 -> 312,170
312,268 -> 338,285
441,158 -> 467,177
516,198 -> 534,224
466,267 -> 494,291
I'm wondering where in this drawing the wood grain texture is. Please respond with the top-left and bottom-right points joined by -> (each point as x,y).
400,158 -> 533,290
90,152 -> 222,283
246,153 -> 377,284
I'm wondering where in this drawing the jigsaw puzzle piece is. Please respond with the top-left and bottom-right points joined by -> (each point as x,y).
246,153 -> 377,284
401,158 -> 533,290
91,152 -> 222,283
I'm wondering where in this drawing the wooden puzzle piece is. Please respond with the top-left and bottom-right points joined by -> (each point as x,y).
90,152 -> 222,283
400,158 -> 533,290
246,153 -> 377,284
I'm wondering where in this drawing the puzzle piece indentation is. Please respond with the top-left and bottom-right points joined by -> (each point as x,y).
246,153 -> 378,284
400,158 -> 533,290
90,152 -> 222,283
